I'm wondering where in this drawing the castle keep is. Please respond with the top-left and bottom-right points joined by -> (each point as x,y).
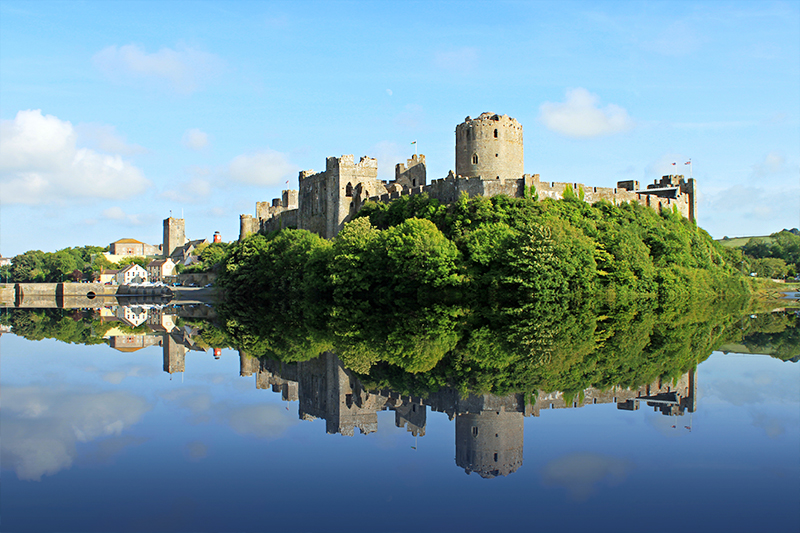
240,112 -> 697,240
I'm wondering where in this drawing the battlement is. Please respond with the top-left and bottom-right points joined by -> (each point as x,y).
395,154 -> 427,189
239,112 -> 697,242
326,154 -> 378,171
456,112 -> 522,131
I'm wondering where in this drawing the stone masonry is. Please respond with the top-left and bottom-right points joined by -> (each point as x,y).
240,112 -> 697,240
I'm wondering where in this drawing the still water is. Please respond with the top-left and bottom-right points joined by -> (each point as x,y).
1,307 -> 798,533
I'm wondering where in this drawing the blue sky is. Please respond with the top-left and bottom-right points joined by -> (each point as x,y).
1,0 -> 798,256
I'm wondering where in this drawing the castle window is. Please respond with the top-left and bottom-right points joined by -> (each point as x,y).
472,154 -> 478,165
494,129 -> 498,138
345,183 -> 353,197
472,426 -> 478,437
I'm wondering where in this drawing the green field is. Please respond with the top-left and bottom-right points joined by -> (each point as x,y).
716,235 -> 774,248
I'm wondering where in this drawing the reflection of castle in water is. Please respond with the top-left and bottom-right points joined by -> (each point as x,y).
240,350 -> 696,479
76,305 -> 697,479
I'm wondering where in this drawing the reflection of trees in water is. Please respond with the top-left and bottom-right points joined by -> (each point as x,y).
211,292 -> 752,399
720,311 -> 800,361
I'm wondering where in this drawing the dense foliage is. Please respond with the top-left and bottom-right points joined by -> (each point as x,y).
179,241 -> 231,273
211,194 -> 755,394
2,246 -> 108,283
1,308 -> 114,345
720,229 -> 800,278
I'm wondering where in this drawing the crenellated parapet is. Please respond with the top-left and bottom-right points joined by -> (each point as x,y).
395,154 -> 427,189
362,172 -> 695,223
239,112 -> 697,242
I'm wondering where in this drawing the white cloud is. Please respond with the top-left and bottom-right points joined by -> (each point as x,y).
75,123 -> 146,156
539,88 -> 634,138
703,184 -> 799,231
101,206 -> 148,225
161,166 -> 213,203
182,128 -> 209,150
93,43 -> 224,94
228,149 -> 297,187
752,151 -> 786,177
0,110 -> 150,205
1,386 -> 151,481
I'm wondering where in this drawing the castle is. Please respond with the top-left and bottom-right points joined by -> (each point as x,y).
240,112 -> 697,240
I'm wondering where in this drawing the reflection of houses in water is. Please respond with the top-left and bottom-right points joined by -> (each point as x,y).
240,350 -> 697,478
99,305 -> 208,374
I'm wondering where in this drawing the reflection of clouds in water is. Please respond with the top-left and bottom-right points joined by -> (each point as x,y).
81,435 -> 148,465
2,386 -> 151,481
226,404 -> 297,439
102,365 -> 158,384
751,412 -> 786,439
701,355 -> 799,407
160,388 -> 213,413
185,440 -> 208,460
160,389 -> 298,440
541,453 -> 633,501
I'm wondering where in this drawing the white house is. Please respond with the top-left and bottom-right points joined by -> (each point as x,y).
116,264 -> 148,285
147,258 -> 176,283
99,269 -> 120,285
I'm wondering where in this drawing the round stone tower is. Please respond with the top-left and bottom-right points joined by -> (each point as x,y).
455,410 -> 524,478
455,112 -> 523,180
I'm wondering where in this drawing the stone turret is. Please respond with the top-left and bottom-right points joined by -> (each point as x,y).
455,113 -> 524,181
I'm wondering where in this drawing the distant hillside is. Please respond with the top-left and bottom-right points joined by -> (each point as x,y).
717,229 -> 799,248
716,235 -> 774,248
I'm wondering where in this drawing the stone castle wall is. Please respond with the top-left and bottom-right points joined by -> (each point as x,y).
394,154 -> 427,189
239,113 -> 696,241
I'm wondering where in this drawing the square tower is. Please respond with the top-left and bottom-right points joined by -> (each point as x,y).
163,217 -> 187,258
